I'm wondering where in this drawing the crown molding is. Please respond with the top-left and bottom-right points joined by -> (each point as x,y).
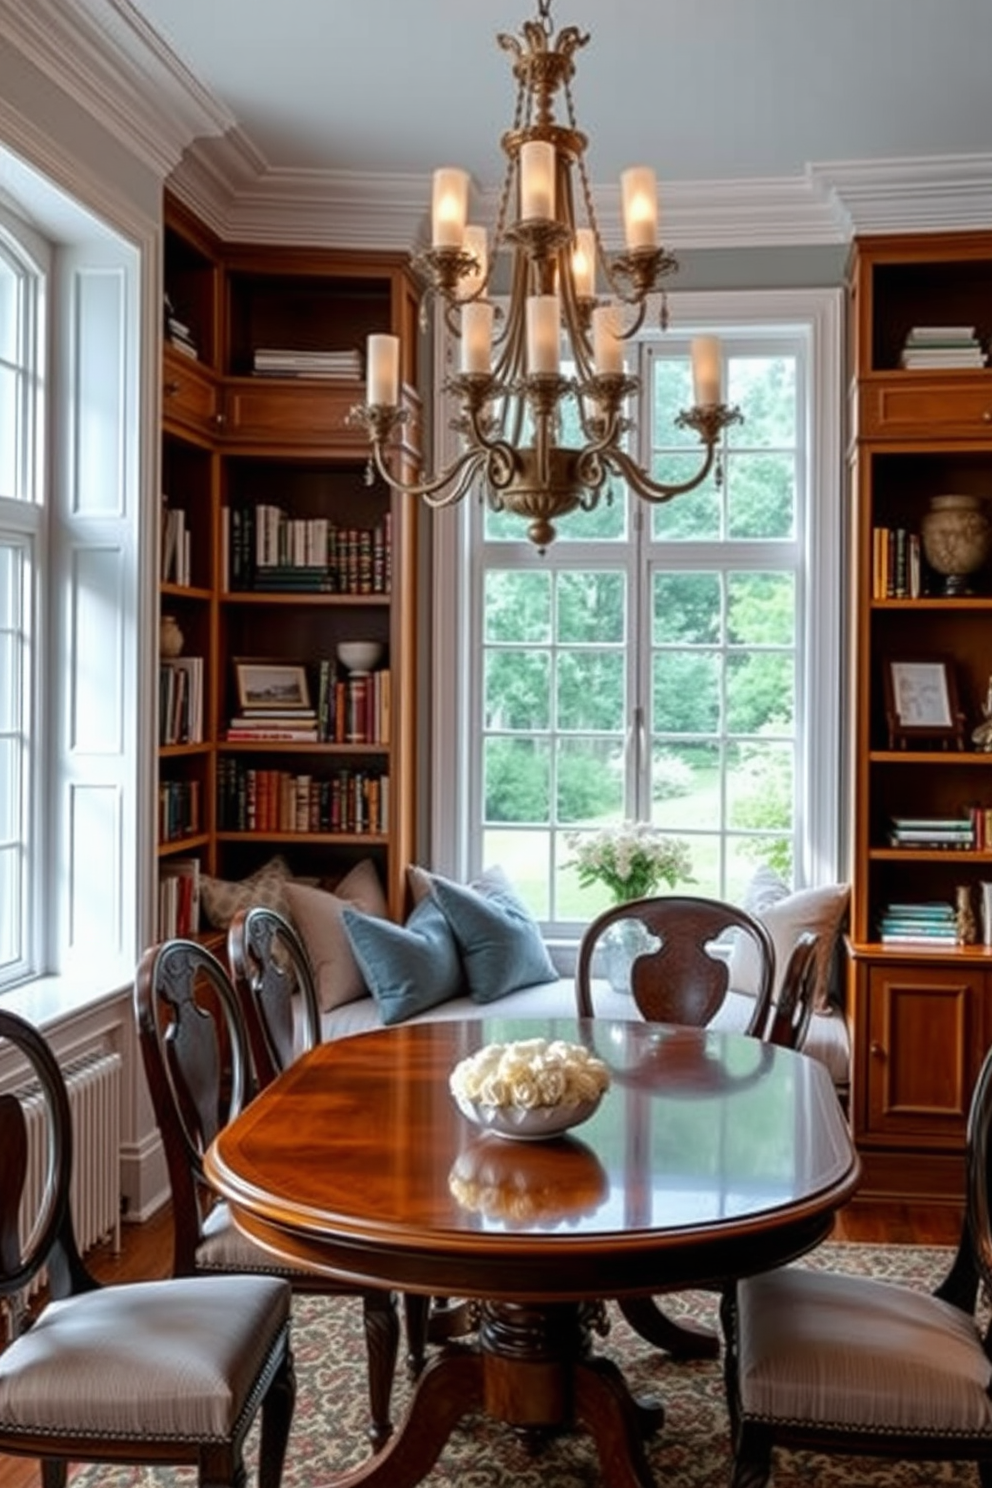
0,0 -> 231,179
812,155 -> 992,236
4,0 -> 990,248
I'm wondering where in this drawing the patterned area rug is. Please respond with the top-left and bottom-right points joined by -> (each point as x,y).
67,1244 -> 977,1488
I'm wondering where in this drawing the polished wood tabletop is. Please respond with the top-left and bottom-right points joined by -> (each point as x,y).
206,1017 -> 858,1488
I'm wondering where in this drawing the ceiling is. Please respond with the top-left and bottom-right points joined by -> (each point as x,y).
126,0 -> 991,194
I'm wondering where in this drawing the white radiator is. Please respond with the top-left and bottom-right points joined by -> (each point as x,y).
16,1048 -> 123,1290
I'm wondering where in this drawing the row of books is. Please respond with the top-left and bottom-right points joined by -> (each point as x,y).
969,806 -> 992,851
251,347 -> 362,380
161,503 -> 192,586
887,815 -> 975,850
159,657 -> 204,746
216,761 -> 389,835
222,506 -> 391,595
899,325 -> 987,369
316,663 -> 390,744
158,857 -> 201,938
159,779 -> 202,843
877,900 -> 958,945
871,526 -> 922,599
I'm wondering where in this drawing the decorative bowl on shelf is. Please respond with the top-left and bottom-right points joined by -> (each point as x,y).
336,640 -> 384,674
449,1037 -> 610,1143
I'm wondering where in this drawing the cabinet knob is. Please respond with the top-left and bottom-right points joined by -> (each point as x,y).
870,1041 -> 886,1059
164,380 -> 180,397
983,409 -> 991,423
214,411 -> 226,427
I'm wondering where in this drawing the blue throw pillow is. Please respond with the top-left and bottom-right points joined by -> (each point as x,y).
428,872 -> 557,1003
341,897 -> 463,1026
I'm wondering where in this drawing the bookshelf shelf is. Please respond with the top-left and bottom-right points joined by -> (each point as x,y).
847,229 -> 992,1201
156,193 -> 421,938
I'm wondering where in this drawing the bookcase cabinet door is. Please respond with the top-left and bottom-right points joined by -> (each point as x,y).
861,961 -> 984,1144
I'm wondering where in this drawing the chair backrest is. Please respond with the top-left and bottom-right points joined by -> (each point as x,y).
575,893 -> 776,1036
764,929 -> 818,1049
133,939 -> 253,1274
228,905 -> 321,1089
0,1010 -> 91,1330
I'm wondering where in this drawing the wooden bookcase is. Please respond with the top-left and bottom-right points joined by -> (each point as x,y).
846,230 -> 992,1201
158,195 -> 422,935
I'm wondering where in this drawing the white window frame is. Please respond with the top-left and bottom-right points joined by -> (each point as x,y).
429,288 -> 845,934
0,218 -> 46,987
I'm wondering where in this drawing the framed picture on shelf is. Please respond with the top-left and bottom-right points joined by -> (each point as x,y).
884,656 -> 965,751
234,659 -> 312,712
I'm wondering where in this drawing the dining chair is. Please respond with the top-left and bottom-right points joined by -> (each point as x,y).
763,928 -> 819,1049
226,904 -> 467,1376
0,1006 -> 295,1488
134,937 -> 399,1451
722,1039 -> 992,1487
575,893 -> 776,1036
575,893 -> 776,1361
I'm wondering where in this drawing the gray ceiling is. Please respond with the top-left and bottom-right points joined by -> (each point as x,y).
127,0 -> 992,193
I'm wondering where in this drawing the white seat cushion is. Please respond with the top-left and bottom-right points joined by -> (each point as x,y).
737,1266 -> 992,1434
0,1274 -> 289,1439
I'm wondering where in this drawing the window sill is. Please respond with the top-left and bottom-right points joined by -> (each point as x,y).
2,973 -> 132,1032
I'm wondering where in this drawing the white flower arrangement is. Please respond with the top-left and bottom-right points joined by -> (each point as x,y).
566,820 -> 694,905
449,1037 -> 610,1111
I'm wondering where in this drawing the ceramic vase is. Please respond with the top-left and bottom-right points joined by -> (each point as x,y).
159,613 -> 184,658
920,494 -> 992,596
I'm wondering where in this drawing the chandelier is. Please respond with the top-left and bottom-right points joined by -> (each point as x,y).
350,0 -> 743,550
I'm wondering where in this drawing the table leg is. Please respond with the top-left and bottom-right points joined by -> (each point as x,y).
619,1295 -> 721,1360
325,1299 -> 663,1488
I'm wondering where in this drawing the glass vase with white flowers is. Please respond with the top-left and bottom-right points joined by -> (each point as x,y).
566,821 -> 695,992
566,820 -> 694,906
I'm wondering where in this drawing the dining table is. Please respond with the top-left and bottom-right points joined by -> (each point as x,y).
204,1015 -> 860,1488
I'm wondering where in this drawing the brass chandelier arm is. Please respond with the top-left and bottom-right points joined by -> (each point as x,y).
605,440 -> 719,505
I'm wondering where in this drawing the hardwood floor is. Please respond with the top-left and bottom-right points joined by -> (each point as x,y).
0,1197 -> 964,1488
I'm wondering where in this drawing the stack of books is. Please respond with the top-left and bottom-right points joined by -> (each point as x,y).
164,296 -> 198,360
887,815 -> 975,850
900,326 -> 987,369
877,901 -> 958,945
252,348 -> 363,379
226,708 -> 319,742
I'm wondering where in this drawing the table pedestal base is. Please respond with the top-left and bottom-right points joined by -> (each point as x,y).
330,1299 -> 664,1488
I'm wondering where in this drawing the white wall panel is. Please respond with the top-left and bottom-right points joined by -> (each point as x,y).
73,267 -> 126,518
69,543 -> 124,754
68,782 -> 122,951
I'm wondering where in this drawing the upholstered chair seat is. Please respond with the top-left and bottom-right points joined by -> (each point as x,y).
0,1275 -> 290,1440
722,1035 -> 992,1486
737,1267 -> 992,1434
0,1007 -> 295,1488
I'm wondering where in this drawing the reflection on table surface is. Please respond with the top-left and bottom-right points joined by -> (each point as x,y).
209,1015 -> 854,1242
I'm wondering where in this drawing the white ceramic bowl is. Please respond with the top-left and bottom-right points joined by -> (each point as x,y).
336,640 -> 384,673
450,1088 -> 604,1141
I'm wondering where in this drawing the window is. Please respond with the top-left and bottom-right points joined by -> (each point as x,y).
431,289 -> 844,936
0,227 -> 43,986
0,174 -> 142,996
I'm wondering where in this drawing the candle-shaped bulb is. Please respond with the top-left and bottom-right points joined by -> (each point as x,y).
572,228 -> 596,300
367,333 -> 399,408
459,224 -> 488,299
691,335 -> 722,407
431,168 -> 469,249
621,166 -> 658,250
592,305 -> 623,376
520,140 -> 555,221
526,295 -> 560,374
461,301 -> 494,375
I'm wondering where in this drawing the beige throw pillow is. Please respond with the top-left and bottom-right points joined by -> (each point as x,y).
284,860 -> 388,1012
729,881 -> 850,1012
200,854 -> 296,930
